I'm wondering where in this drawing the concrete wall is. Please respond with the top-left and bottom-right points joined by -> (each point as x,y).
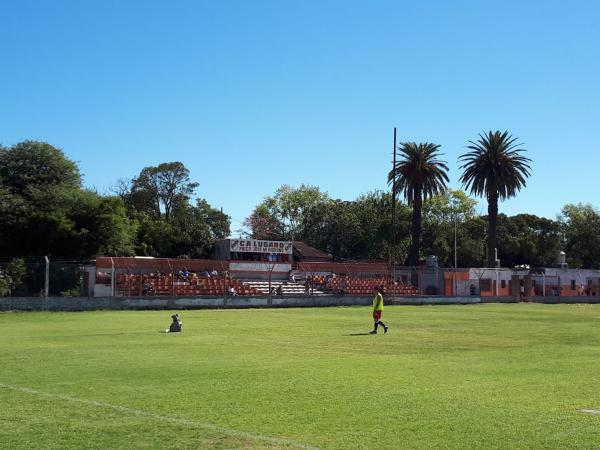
0,295 -> 494,311
529,296 -> 600,304
3,295 -> 600,312
0,295 -> 374,311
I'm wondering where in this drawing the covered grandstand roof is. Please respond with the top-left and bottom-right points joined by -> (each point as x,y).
296,260 -> 388,274
95,257 -> 228,271
292,241 -> 330,261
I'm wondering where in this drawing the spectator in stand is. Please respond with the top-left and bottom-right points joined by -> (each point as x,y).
211,269 -> 218,276
227,285 -> 237,296
289,271 -> 296,283
201,270 -> 210,277
339,277 -> 348,295
276,284 -> 283,296
326,275 -> 333,290
182,269 -> 190,280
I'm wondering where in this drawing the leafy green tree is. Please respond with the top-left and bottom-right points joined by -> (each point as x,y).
133,199 -> 230,258
496,214 -> 562,268
171,199 -> 231,258
349,191 -> 411,261
132,214 -> 178,256
129,162 -> 199,220
456,216 -> 487,267
388,142 -> 449,266
0,141 -> 83,255
299,199 -> 362,260
246,184 -> 330,241
558,203 -> 600,268
67,192 -> 136,257
0,258 -> 26,296
5,190 -> 135,258
118,162 -> 228,258
0,141 -> 135,258
421,189 -> 478,266
243,204 -> 283,240
460,131 -> 532,267
0,141 -> 81,198
247,187 -> 414,262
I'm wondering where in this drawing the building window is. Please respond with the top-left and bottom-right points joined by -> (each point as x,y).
480,279 -> 491,291
501,280 -> 506,289
571,280 -> 576,290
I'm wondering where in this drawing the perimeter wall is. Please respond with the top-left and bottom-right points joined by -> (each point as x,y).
3,295 -> 599,312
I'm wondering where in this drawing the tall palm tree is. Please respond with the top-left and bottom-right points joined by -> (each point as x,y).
388,142 -> 449,266
459,130 -> 532,267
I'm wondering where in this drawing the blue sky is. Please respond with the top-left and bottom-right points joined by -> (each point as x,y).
1,0 -> 599,233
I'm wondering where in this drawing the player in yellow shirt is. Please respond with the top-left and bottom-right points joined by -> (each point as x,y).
369,286 -> 388,334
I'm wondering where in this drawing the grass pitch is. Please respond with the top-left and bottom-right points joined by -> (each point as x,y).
1,304 -> 600,449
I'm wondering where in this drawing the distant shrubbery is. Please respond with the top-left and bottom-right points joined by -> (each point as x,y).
0,259 -> 26,296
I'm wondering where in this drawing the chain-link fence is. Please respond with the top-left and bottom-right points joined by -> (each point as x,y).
0,257 -> 91,298
295,261 -> 422,297
94,257 -> 244,298
4,256 -> 600,300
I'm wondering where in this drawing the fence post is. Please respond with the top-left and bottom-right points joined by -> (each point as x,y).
110,258 -> 115,297
44,256 -> 50,300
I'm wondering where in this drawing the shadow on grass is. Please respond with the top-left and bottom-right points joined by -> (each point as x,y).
347,332 -> 372,336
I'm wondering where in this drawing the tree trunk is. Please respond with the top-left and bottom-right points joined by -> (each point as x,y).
408,191 -> 422,267
487,189 -> 498,267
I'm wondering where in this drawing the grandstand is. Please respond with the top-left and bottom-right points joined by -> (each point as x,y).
89,240 -> 421,298
114,273 -> 261,297
13,240 -> 600,301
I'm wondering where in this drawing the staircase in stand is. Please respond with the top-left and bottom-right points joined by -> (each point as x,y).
243,280 -> 327,296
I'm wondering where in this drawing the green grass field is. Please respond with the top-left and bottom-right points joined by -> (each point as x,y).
1,304 -> 600,449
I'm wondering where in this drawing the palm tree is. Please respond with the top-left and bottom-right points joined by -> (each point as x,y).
459,130 -> 532,267
388,142 -> 449,266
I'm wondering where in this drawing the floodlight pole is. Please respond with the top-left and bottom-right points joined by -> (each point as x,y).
391,128 -> 397,258
389,128 -> 398,298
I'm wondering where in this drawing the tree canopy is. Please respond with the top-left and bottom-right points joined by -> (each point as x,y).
460,131 -> 531,266
0,142 -> 228,260
128,162 -> 199,220
388,142 -> 449,265
5,137 -> 600,271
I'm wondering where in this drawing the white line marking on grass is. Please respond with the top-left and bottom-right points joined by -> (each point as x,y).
579,409 -> 600,414
0,383 -> 319,450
